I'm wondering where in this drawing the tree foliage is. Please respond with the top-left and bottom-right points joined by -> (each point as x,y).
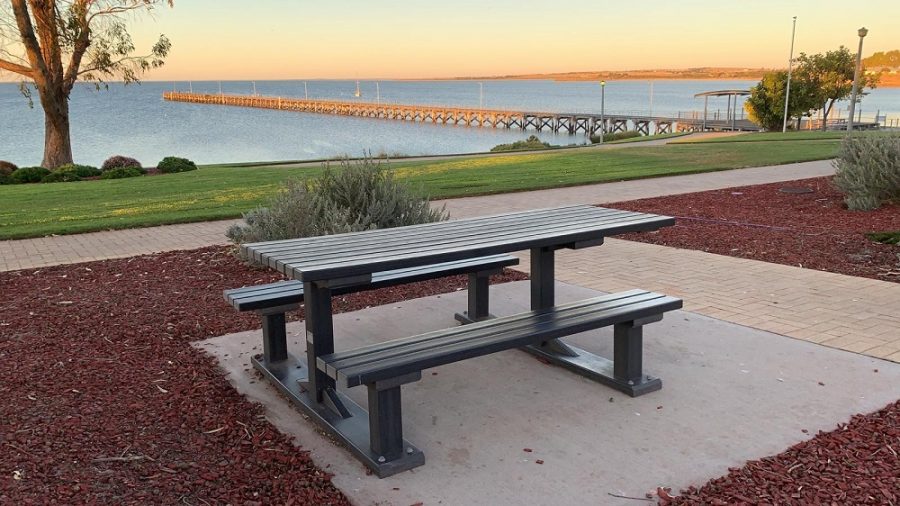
745,47 -> 879,131
0,1 -> 173,168
795,47 -> 879,130
744,70 -> 817,131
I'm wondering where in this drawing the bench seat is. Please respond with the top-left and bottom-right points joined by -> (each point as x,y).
316,289 -> 682,467
224,254 -> 519,311
224,254 -> 520,365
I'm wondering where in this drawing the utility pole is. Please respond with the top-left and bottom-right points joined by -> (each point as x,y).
847,27 -> 868,132
304,81 -> 308,100
783,16 -> 797,133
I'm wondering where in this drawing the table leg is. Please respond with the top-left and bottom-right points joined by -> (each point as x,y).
530,246 -> 555,310
303,281 -> 341,408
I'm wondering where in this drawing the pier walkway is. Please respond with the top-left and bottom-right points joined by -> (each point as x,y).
163,91 -> 759,135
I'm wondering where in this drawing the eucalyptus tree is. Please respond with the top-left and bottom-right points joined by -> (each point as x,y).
0,0 -> 173,168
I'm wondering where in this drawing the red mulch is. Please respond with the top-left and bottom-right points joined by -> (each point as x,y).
609,177 -> 900,282
0,246 -> 526,504
664,399 -> 899,505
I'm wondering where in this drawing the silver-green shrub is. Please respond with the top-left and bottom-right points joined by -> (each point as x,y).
226,157 -> 448,247
832,133 -> 900,210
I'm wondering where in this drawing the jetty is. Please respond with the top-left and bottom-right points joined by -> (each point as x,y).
162,91 -> 760,135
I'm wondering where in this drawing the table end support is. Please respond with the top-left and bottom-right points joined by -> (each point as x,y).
251,353 -> 424,477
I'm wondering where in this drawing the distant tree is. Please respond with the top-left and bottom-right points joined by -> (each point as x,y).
794,47 -> 879,131
864,50 -> 900,68
744,69 -> 817,131
0,1 -> 173,168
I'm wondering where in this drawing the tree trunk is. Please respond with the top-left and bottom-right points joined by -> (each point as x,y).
38,86 -> 73,168
821,100 -> 834,132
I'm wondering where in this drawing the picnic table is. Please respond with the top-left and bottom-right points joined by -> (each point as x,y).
235,204 -> 681,476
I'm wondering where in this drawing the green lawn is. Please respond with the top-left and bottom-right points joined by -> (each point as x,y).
682,130 -> 855,143
604,132 -> 689,144
0,139 -> 839,240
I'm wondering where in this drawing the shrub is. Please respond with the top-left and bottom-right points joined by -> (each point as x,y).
590,131 -> 642,143
0,173 -> 12,185
490,135 -> 553,152
55,164 -> 101,178
227,157 -> 448,245
832,133 -> 900,210
99,167 -> 144,180
11,166 -> 51,184
41,171 -> 81,183
157,156 -> 197,174
101,155 -> 143,172
0,160 -> 17,176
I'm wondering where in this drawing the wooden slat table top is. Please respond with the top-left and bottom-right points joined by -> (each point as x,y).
241,205 -> 674,282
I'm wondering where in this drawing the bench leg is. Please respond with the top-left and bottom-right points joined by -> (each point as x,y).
468,272 -> 491,320
613,322 -> 644,384
523,316 -> 663,397
367,384 -> 405,462
260,312 -> 288,364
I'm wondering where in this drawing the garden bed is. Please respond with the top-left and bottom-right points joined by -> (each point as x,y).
665,399 -> 898,505
609,176 -> 900,282
0,246 -> 524,504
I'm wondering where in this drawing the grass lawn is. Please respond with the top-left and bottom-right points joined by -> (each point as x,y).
681,130 -> 861,143
0,139 -> 839,240
604,132 -> 689,144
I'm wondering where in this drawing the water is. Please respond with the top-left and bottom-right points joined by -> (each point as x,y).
1,79 -> 898,167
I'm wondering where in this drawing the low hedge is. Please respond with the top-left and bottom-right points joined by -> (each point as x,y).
11,166 -> 51,184
157,156 -> 197,174
99,167 -> 144,179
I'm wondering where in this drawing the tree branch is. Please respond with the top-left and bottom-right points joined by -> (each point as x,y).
64,0 -> 92,91
10,0 -> 48,85
0,56 -> 33,77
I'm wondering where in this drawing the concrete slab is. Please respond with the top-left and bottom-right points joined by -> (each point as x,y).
196,281 -> 900,505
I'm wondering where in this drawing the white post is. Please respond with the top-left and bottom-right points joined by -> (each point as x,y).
479,82 -> 484,109
599,81 -> 606,143
783,16 -> 797,132
304,81 -> 308,100
649,81 -> 653,117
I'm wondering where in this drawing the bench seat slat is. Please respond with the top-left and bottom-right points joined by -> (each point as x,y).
322,289 -> 653,368
224,254 -> 518,312
320,291 -> 682,387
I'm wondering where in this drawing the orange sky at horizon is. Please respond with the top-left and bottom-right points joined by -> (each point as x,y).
3,0 -> 900,82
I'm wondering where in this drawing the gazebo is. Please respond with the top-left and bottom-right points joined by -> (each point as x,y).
694,89 -> 751,131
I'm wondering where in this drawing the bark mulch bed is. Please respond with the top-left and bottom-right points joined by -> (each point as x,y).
663,399 -> 899,505
609,176 -> 900,282
0,246 -> 525,505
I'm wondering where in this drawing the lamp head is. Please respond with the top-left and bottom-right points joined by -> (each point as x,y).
858,27 -> 868,38
600,80 -> 606,87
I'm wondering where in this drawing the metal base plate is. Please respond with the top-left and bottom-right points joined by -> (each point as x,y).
251,353 -> 425,478
453,311 -> 497,324
523,343 -> 662,397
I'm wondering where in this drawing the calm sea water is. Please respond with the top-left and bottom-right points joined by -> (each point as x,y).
1,79 -> 898,166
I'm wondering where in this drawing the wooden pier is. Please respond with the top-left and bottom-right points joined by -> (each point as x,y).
162,91 -> 759,135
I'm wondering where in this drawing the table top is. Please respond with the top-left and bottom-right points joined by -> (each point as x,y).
242,205 -> 674,283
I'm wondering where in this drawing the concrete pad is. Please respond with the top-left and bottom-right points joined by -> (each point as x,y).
196,281 -> 900,505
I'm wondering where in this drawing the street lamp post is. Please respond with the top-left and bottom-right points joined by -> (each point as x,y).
782,16 -> 797,133
599,80 -> 606,144
847,27 -> 868,132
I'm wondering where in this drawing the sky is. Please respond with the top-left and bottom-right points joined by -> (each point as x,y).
6,0 -> 900,81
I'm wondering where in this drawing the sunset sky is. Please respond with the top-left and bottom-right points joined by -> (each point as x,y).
5,0 -> 900,81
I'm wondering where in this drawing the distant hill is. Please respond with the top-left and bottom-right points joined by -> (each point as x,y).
447,67 -> 771,82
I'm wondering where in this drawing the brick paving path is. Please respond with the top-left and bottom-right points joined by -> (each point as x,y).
512,240 -> 900,363
4,158 -> 898,363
